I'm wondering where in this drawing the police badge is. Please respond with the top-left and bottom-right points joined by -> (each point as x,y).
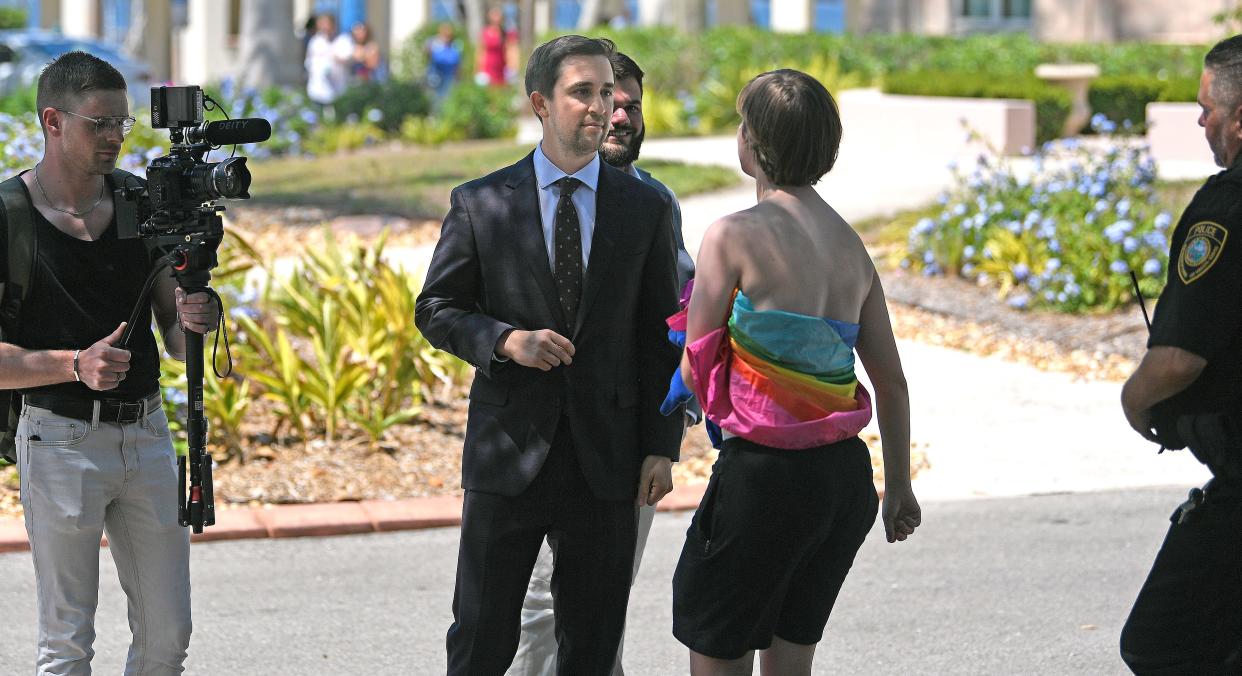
1178,221 -> 1228,284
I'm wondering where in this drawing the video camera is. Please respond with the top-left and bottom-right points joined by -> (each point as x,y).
115,84 -> 271,241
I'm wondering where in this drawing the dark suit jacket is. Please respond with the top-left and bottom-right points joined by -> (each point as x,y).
415,152 -> 683,501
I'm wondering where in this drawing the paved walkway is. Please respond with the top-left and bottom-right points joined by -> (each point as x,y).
0,487 -> 1189,674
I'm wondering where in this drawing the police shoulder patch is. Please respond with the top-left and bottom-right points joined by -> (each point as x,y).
1178,221 -> 1228,284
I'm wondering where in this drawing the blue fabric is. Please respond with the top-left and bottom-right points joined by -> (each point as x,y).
660,369 -> 694,417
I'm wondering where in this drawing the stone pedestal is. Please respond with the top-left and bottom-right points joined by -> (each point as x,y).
1034,63 -> 1101,138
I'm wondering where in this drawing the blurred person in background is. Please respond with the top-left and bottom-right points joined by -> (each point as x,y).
304,14 -> 352,118
349,22 -> 384,83
477,6 -> 516,87
425,22 -> 464,104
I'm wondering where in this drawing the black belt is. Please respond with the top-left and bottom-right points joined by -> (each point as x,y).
25,393 -> 162,425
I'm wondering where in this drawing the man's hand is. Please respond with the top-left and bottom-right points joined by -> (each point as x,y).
496,329 -> 575,371
79,323 -> 131,391
637,455 -> 673,506
882,484 -> 921,543
176,288 -> 219,334
1122,400 -> 1159,442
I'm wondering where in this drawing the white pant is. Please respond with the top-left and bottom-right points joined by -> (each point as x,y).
18,401 -> 191,676
507,503 -> 657,676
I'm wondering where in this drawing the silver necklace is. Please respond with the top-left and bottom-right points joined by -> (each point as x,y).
33,163 -> 105,218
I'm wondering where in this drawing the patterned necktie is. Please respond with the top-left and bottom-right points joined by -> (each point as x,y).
553,176 -> 584,324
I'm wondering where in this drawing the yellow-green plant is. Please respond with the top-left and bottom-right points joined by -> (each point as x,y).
160,352 -> 252,461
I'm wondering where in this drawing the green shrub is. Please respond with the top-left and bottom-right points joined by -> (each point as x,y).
437,83 -> 517,140
0,81 -> 35,116
1158,76 -> 1201,102
591,26 -> 1206,99
333,79 -> 432,133
882,71 -> 1071,145
1088,75 -> 1201,132
0,7 -> 26,29
303,121 -> 386,154
160,229 -> 470,457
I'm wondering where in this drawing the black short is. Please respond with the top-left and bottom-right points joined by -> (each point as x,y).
672,435 -> 878,659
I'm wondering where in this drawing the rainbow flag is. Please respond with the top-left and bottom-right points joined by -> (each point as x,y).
665,288 -> 872,450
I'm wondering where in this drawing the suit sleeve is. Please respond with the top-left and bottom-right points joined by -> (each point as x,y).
415,187 -> 514,379
636,198 -> 685,460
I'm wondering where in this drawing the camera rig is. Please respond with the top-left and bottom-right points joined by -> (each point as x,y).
114,85 -> 270,533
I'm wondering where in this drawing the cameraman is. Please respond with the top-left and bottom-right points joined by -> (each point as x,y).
0,52 -> 216,674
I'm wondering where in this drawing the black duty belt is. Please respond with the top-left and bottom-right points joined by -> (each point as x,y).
24,393 -> 162,425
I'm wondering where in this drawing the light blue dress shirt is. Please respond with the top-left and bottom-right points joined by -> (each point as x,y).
532,144 -> 599,271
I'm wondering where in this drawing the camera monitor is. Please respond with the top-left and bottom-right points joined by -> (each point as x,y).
150,85 -> 204,129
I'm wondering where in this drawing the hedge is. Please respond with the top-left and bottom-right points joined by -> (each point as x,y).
882,71 -> 1072,145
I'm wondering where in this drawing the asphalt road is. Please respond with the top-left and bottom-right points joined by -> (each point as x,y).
0,485 -> 1195,675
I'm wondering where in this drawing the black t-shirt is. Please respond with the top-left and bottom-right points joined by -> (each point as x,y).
5,177 -> 161,400
1149,162 -> 1242,417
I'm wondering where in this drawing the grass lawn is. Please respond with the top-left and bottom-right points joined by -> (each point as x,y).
247,140 -> 741,219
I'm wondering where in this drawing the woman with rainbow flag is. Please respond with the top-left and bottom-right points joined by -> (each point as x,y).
661,69 -> 922,675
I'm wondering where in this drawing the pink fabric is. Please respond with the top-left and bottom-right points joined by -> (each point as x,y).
685,326 -> 873,450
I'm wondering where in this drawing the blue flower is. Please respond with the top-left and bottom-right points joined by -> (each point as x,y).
961,263 -> 976,277
1143,258 -> 1163,275
1045,258 -> 1061,272
1104,220 -> 1133,243
1110,260 -> 1129,274
1115,199 -> 1131,217
914,217 -> 935,235
1154,212 -> 1173,230
923,250 -> 936,264
1123,236 -> 1139,253
1143,231 -> 1167,249
1013,263 -> 1030,281
1007,294 -> 1030,309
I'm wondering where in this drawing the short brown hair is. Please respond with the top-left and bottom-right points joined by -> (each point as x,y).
736,69 -> 841,186
36,50 -> 126,123
524,35 -> 615,99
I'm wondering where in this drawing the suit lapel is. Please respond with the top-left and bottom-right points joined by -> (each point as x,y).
506,155 -> 568,330
574,164 -> 622,338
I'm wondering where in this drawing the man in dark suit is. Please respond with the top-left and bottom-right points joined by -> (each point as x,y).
508,50 -> 699,676
414,35 -> 683,675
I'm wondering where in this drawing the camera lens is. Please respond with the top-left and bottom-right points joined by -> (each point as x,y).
187,157 -> 251,200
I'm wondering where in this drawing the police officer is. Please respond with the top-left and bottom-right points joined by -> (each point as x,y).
1119,34 -> 1242,675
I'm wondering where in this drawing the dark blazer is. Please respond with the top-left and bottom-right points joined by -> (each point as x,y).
415,152 -> 683,501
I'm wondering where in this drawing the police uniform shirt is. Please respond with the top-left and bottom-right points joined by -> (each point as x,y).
1148,160 -> 1242,416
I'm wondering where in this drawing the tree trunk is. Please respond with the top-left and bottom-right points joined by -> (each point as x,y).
236,0 -> 302,90
672,0 -> 708,33
464,0 -> 486,43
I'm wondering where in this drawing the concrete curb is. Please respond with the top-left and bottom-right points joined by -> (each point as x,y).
0,483 -> 709,554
